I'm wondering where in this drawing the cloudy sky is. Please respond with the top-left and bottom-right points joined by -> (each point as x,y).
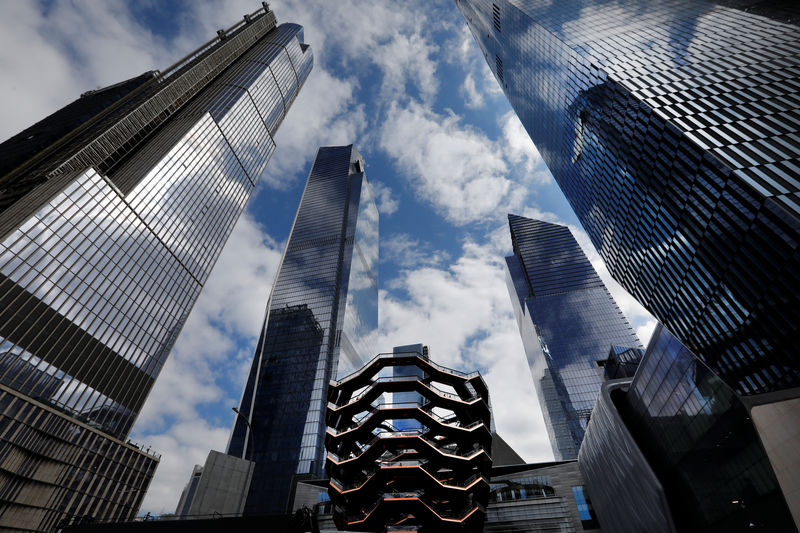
0,0 -> 655,515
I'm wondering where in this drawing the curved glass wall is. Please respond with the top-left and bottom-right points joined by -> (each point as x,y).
623,324 -> 793,531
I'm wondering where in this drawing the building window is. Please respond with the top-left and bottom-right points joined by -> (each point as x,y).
489,475 -> 555,503
492,3 -> 501,32
496,55 -> 504,83
572,486 -> 599,529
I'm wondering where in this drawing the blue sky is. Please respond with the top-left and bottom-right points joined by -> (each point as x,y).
0,0 -> 655,514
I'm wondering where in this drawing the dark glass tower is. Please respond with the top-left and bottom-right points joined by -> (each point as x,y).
579,324 -> 794,532
228,145 -> 379,515
0,5 -> 311,530
505,214 -> 640,459
457,0 -> 800,397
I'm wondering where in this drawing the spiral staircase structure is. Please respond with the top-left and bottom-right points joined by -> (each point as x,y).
325,351 -> 492,532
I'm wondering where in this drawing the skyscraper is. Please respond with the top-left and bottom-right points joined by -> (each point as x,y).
228,145 -> 379,515
456,1 -> 800,398
0,5 -> 311,529
505,214 -> 640,459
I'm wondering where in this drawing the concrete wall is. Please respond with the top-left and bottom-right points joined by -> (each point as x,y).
751,395 -> 800,528
186,450 -> 254,516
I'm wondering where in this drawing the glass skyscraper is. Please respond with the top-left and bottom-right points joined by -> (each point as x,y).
505,214 -> 641,460
227,145 -> 379,515
0,5 -> 311,530
456,0 -> 800,398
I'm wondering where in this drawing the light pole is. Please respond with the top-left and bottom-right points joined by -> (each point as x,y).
232,407 -> 255,460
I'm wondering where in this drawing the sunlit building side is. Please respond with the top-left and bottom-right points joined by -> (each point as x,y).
505,214 -> 641,460
0,5 -> 311,530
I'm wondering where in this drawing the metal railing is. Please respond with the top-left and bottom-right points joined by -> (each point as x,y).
330,460 -> 488,493
328,402 -> 486,436
124,438 -> 162,460
332,351 -> 480,386
346,491 -> 485,524
345,376 -> 470,403
326,430 -> 488,465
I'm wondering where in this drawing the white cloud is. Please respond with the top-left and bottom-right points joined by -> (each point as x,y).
132,214 -> 281,513
636,319 -> 658,347
379,101 -> 526,225
461,73 -> 484,109
501,111 -> 551,183
369,180 -> 399,216
455,24 -> 479,67
381,233 -> 450,269
267,0 -> 444,105
271,0 -> 410,63
480,59 -> 505,98
452,20 -> 507,110
373,29 -> 440,104
378,237 -> 552,462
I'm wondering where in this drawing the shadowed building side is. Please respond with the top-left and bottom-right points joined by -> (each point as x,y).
227,145 -> 379,515
580,324 -> 795,531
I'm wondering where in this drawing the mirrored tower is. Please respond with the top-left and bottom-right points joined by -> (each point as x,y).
505,214 -> 641,459
457,0 -> 800,398
0,5 -> 311,529
228,145 -> 379,515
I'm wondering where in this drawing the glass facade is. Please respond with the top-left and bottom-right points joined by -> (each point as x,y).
572,486 -> 599,529
580,324 -> 795,532
227,146 -> 379,515
602,346 -> 644,381
457,0 -> 800,397
623,324 -> 793,531
486,461 -> 600,532
505,215 -> 640,459
0,6 -> 311,529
